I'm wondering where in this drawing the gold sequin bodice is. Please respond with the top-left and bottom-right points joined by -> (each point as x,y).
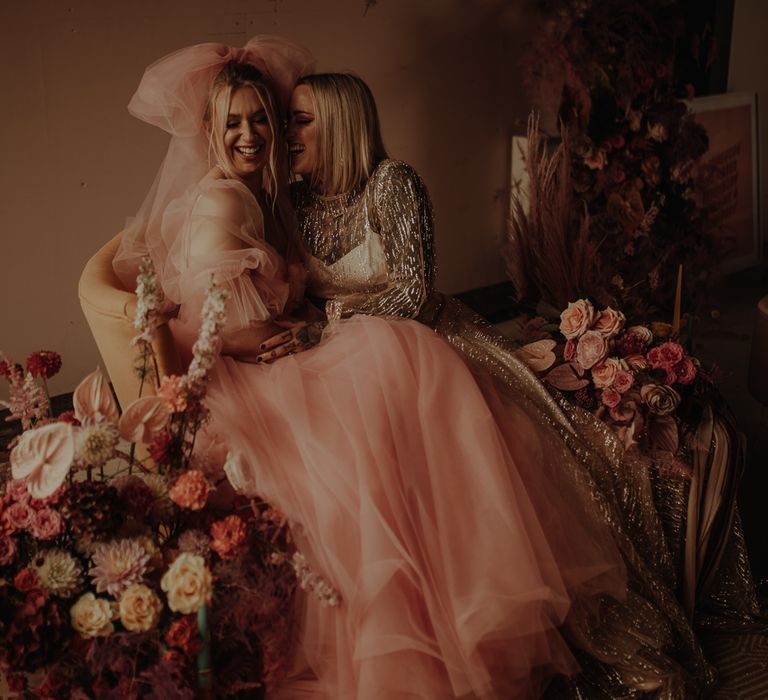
293,160 -> 438,321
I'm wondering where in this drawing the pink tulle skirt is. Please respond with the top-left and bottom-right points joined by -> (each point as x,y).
197,315 -> 626,699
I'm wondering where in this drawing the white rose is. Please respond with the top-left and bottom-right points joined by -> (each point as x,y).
160,552 -> 212,614
70,592 -> 114,638
119,583 -> 163,632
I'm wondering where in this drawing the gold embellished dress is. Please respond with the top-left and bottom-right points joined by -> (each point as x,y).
294,159 -> 762,698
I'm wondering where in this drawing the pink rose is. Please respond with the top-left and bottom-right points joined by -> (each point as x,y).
0,536 -> 18,565
663,367 -> 678,385
649,341 -> 684,369
575,331 -> 608,370
624,353 -> 649,371
658,342 -> 685,367
563,339 -> 576,361
29,507 -> 63,540
73,367 -> 119,425
601,388 -> 622,408
591,357 -> 624,389
593,307 -> 626,339
10,422 -> 75,499
674,358 -> 697,385
5,479 -> 31,503
609,393 -> 641,423
613,370 -> 635,394
14,568 -> 39,592
119,396 -> 171,444
559,299 -> 596,340
2,501 -> 34,533
168,471 -> 211,511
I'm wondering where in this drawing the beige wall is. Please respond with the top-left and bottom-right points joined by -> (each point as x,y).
0,0 -> 533,394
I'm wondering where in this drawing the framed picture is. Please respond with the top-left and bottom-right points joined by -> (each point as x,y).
687,91 -> 760,273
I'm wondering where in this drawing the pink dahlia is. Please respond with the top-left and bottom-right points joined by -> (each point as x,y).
0,536 -> 18,565
89,538 -> 150,597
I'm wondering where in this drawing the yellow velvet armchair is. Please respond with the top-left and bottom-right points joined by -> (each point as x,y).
78,233 -> 182,411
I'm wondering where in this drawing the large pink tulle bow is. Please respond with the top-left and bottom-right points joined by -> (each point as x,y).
128,35 -> 315,137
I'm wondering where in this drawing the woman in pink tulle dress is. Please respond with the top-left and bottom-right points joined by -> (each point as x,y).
114,37 -> 631,699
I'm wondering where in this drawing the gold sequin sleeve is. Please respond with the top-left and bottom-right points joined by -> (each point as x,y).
327,161 -> 436,321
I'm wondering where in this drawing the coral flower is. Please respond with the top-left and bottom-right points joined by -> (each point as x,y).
210,515 -> 248,560
169,470 -> 211,511
10,422 -> 75,499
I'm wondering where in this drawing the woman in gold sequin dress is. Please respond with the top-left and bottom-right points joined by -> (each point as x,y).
283,73 -> 747,698
115,39 -> 635,700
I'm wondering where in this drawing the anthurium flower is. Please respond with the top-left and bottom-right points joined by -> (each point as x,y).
514,339 -> 557,373
119,396 -> 171,444
544,363 -> 590,391
11,422 -> 75,498
73,367 -> 119,424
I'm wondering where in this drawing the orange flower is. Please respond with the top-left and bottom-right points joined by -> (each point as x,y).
210,515 -> 248,560
168,471 -> 211,511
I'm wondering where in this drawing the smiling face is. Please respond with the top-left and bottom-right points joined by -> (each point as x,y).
218,86 -> 273,183
287,84 -> 318,180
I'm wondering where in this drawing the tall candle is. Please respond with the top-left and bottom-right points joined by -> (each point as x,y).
672,264 -> 683,336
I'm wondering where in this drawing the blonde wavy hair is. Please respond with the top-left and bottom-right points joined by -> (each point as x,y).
205,61 -> 282,205
297,73 -> 388,195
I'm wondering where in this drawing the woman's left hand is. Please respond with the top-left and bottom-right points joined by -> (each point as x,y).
255,321 -> 326,363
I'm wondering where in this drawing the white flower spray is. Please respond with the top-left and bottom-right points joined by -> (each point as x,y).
132,257 -> 164,394
291,552 -> 341,608
173,276 -> 229,470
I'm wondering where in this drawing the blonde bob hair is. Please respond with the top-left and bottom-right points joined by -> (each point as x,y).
297,73 -> 388,196
205,61 -> 282,204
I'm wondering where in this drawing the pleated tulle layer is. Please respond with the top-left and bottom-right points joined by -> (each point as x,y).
196,315 -> 627,699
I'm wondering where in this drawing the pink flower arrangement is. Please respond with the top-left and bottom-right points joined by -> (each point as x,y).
515,297 -> 706,453
0,278 -> 329,696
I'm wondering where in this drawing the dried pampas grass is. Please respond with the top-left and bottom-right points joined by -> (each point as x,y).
506,113 -> 602,310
